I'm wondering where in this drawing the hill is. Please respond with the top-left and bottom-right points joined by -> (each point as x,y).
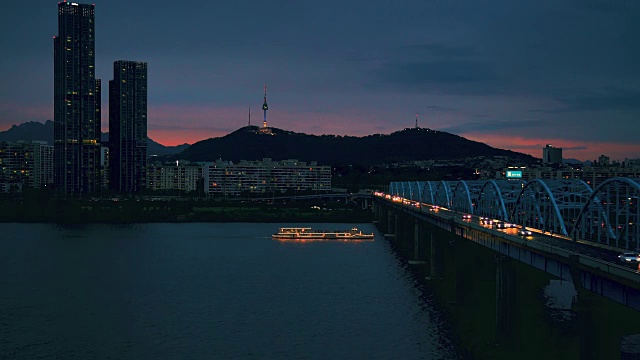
168,126 -> 537,165
0,120 -> 189,156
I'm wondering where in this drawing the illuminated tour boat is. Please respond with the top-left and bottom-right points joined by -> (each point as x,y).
272,227 -> 375,241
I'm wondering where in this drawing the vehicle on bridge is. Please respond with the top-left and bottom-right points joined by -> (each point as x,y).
496,221 -> 516,229
519,228 -> 533,236
618,252 -> 640,263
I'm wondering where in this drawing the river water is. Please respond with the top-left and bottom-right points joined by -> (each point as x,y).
1,223 -> 463,359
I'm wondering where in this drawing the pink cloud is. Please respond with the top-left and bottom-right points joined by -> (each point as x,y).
461,133 -> 640,162
0,103 -> 52,130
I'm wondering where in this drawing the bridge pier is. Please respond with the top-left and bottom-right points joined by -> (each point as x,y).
450,238 -> 466,304
382,209 -> 394,237
392,213 -> 401,243
374,197 -> 640,358
428,232 -> 443,279
406,220 -> 428,268
495,254 -> 514,345
401,214 -> 413,254
412,220 -> 425,263
574,289 -> 621,360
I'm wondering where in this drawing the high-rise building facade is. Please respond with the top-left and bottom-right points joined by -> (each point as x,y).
542,144 -> 562,164
109,61 -> 148,193
54,2 -> 101,194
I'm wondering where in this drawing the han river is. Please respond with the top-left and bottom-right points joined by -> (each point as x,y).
1,223 -> 463,359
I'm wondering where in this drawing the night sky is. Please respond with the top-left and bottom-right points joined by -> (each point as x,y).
1,0 -> 639,161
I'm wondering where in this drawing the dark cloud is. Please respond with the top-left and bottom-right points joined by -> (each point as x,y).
576,0 -> 640,13
396,44 -> 477,60
372,60 -> 496,91
425,105 -> 458,112
530,88 -> 640,114
558,88 -> 640,111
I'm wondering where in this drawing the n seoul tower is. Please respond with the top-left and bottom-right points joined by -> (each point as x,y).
262,84 -> 269,128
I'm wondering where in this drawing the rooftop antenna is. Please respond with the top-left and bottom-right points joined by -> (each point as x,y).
248,106 -> 251,127
415,113 -> 418,128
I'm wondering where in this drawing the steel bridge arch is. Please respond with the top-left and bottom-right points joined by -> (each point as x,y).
451,180 -> 485,214
404,181 -> 414,200
389,182 -> 400,197
571,177 -> 640,250
410,181 -> 425,202
512,179 -> 593,235
389,181 -> 398,196
421,181 -> 436,204
401,181 -> 411,200
475,180 -> 525,222
433,181 -> 457,208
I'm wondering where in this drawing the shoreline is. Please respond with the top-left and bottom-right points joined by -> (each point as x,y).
0,199 -> 374,224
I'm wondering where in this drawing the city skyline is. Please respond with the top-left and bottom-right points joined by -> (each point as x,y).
1,1 -> 640,161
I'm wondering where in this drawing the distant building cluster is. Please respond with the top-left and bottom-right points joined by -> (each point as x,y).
0,141 -> 53,191
495,145 -> 640,188
497,165 -> 640,188
204,158 -> 331,196
147,161 -> 203,193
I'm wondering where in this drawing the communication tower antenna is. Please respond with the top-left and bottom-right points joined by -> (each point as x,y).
262,84 -> 269,128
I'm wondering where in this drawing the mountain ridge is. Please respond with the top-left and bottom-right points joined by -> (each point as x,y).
0,121 -> 540,166
167,125 -> 538,165
0,120 -> 189,156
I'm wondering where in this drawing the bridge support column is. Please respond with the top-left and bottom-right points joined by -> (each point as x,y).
495,254 -> 513,345
450,238 -> 466,304
372,201 -> 377,221
414,220 -> 420,261
394,214 -> 400,243
428,232 -> 442,279
407,219 -> 426,265
401,214 -> 413,254
387,210 -> 394,235
574,289 -> 625,360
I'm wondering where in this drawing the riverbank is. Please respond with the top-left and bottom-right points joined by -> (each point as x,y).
0,198 -> 374,224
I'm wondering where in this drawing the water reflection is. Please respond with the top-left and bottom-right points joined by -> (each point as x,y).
621,334 -> 640,359
542,280 -> 577,322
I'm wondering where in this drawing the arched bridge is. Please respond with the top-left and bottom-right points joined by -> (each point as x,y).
389,178 -> 640,251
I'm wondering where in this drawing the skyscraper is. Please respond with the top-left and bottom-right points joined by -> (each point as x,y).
109,61 -> 148,193
543,144 -> 563,164
54,2 -> 101,194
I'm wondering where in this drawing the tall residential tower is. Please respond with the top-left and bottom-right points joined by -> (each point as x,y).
109,61 -> 148,193
54,2 -> 101,193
